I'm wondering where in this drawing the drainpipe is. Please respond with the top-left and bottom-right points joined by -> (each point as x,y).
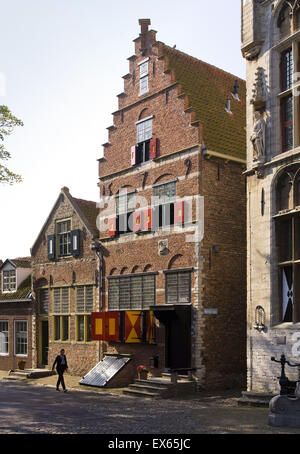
90,241 -> 103,362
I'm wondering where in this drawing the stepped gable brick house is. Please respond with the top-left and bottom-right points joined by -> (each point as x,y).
97,19 -> 247,389
30,187 -> 100,375
241,0 -> 300,394
0,257 -> 33,370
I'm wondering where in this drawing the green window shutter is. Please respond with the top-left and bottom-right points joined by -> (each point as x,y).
70,230 -> 81,256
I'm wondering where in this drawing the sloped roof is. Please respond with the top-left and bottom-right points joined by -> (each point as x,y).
156,42 -> 246,160
72,198 -> 98,232
0,257 -> 31,270
0,274 -> 32,302
31,187 -> 99,255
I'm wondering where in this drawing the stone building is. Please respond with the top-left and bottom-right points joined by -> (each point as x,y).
30,187 -> 100,375
242,0 -> 300,393
0,257 -> 33,371
96,19 -> 247,389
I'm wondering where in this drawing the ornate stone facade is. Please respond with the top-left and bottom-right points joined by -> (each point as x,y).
242,0 -> 300,393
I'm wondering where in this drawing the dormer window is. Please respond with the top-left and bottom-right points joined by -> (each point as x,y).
2,270 -> 16,292
139,59 -> 149,96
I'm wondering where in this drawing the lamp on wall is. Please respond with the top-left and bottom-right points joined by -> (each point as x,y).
254,305 -> 266,332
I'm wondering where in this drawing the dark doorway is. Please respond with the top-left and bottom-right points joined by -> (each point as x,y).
151,305 -> 191,372
41,321 -> 49,366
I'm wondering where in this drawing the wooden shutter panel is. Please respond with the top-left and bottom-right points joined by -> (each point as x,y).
125,311 -> 142,343
145,311 -> 155,345
91,312 -> 106,341
47,234 -> 56,260
143,208 -> 152,231
150,138 -> 158,159
133,211 -> 142,232
70,229 -> 81,256
91,312 -> 119,341
106,312 -> 120,342
108,217 -> 116,237
174,201 -> 185,225
131,145 -> 137,166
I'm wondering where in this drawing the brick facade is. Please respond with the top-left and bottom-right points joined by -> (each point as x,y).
97,20 -> 247,389
242,0 -> 300,393
31,187 -> 100,376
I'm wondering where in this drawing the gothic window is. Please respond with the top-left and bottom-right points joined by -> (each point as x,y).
275,166 -> 300,323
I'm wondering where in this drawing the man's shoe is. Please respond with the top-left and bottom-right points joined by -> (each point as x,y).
56,388 -> 60,391
64,389 -> 67,393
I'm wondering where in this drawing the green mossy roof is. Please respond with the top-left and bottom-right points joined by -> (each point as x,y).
157,42 -> 246,160
73,198 -> 98,232
0,275 -> 32,302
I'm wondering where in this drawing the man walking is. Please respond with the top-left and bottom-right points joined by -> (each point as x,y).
52,349 -> 68,392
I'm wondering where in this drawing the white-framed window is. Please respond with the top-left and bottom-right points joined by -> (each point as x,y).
2,269 -> 16,292
136,117 -> 153,164
14,320 -> 28,356
56,219 -> 71,257
137,118 -> 152,144
0,321 -> 9,355
139,59 -> 149,95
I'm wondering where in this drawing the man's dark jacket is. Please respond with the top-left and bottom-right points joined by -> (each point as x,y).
52,355 -> 68,373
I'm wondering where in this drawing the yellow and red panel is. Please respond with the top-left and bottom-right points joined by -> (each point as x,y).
91,312 -> 119,342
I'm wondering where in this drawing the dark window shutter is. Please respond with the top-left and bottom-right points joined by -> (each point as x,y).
47,234 -> 56,260
70,229 -> 81,256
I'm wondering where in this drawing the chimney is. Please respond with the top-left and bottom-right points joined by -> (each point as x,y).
139,18 -> 151,35
138,18 -> 154,56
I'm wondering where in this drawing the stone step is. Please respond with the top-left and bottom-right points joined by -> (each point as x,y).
123,388 -> 161,399
237,391 -> 275,408
8,369 -> 54,379
161,373 -> 192,381
129,383 -> 169,396
134,378 -> 172,388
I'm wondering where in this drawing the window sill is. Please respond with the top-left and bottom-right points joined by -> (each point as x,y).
0,353 -> 9,357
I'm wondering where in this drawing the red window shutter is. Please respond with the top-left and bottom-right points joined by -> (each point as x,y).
124,311 -> 142,343
106,312 -> 120,342
143,208 -> 152,231
91,312 -> 106,341
133,211 -> 142,232
174,201 -> 185,224
150,138 -> 157,159
145,311 -> 155,345
131,145 -> 137,166
91,312 -> 119,341
108,217 -> 116,237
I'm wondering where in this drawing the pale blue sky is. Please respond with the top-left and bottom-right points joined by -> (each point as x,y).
0,0 -> 245,260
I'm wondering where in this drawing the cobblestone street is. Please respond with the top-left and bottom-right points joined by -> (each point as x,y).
0,378 -> 300,435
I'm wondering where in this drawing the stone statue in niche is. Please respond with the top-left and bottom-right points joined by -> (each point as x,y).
251,111 -> 266,164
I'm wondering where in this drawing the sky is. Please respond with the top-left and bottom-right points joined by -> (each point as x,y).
0,0 -> 246,260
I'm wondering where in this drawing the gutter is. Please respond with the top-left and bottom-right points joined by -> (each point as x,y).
203,148 -> 246,165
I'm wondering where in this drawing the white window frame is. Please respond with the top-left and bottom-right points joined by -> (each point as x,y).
139,59 -> 149,96
136,117 -> 153,144
2,269 -> 16,293
0,320 -> 9,356
14,320 -> 28,357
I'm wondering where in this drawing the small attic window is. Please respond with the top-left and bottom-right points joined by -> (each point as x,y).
2,269 -> 16,292
232,80 -> 240,101
225,99 -> 233,115
139,58 -> 149,96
